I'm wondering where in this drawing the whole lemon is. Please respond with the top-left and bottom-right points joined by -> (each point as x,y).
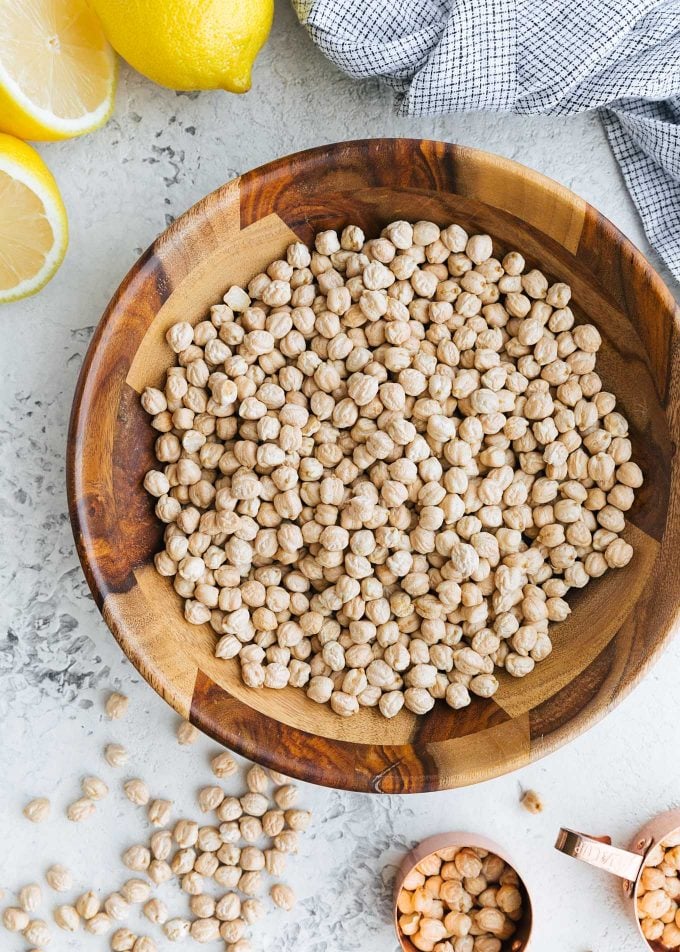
89,0 -> 274,92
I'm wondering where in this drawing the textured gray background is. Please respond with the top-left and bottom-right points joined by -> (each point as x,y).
1,3 -> 679,949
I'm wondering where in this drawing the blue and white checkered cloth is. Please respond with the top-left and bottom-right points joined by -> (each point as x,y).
294,0 -> 680,281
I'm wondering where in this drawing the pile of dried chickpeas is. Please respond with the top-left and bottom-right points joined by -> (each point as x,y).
142,220 -> 643,719
7,693 -> 308,951
397,845 -> 524,952
637,832 -> 680,948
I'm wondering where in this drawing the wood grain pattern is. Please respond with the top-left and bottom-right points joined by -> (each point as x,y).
67,138 -> 680,793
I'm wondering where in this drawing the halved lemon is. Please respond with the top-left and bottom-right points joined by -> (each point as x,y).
0,134 -> 68,303
0,0 -> 117,141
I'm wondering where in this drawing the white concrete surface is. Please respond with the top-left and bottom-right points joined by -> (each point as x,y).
1,3 -> 679,950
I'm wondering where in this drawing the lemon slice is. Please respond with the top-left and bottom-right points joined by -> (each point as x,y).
0,0 -> 117,141
0,134 -> 68,303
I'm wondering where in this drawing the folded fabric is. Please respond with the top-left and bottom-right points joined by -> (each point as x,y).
294,0 -> 680,282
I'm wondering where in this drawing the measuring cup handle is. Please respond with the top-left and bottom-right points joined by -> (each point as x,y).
555,828 -> 644,886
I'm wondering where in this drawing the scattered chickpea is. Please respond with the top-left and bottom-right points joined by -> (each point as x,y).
190,917 -> 221,942
211,751 -> 237,778
104,744 -> 128,768
264,848 -> 286,877
105,692 -> 129,719
148,860 -> 173,885
263,810 -> 285,838
181,871 -> 204,896
221,919 -> 247,943
242,898 -> 265,924
177,721 -> 199,746
198,785 -> 224,812
122,845 -> 151,872
45,866 -> 72,893
82,775 -> 109,800
241,793 -> 269,818
3,907 -> 29,931
174,818 -> 199,848
227,941 -> 252,952
285,809 -> 312,832
148,799 -> 172,827
23,798 -> 50,823
520,789 -> 544,814
190,894 -> 216,919
133,937 -> 157,952
246,765 -> 269,794
75,892 -> 100,920
111,927 -> 137,951
124,779 -> 150,806
18,884 -> 41,913
150,830 -> 173,861
23,919 -> 51,946
270,883 -> 296,911
164,918 -> 191,941
67,797 -> 96,822
54,904 -> 80,932
143,898 -> 168,925
238,872 -> 263,897
104,893 -> 130,921
121,880 -> 150,905
273,785 -> 297,810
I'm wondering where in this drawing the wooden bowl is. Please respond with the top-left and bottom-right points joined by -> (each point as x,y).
67,138 -> 680,794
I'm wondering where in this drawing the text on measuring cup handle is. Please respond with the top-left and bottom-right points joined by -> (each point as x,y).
555,828 -> 644,883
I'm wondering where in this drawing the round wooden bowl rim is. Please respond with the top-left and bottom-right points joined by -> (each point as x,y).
67,137 -> 680,793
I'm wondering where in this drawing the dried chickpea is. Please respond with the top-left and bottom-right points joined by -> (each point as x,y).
143,898 -> 168,925
46,865 -> 72,892
124,779 -> 149,806
520,789 -> 543,814
270,883 -> 296,910
67,797 -> 96,822
211,751 -> 237,778
133,939 -> 157,952
148,799 -> 172,827
105,692 -> 129,719
111,927 -> 136,950
177,721 -> 199,745
120,880 -> 150,905
104,744 -> 128,768
3,907 -> 29,931
23,920 -> 51,945
18,884 -> 41,914
164,918 -> 190,941
23,798 -> 50,823
85,912 -> 112,935
148,860 -> 173,885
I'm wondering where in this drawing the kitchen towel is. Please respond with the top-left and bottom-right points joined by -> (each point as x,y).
293,0 -> 680,282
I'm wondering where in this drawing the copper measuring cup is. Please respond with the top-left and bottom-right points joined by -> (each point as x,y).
556,808 -> 680,950
394,832 -> 534,951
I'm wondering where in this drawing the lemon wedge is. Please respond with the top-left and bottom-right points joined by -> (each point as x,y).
0,134 -> 68,303
0,0 -> 117,141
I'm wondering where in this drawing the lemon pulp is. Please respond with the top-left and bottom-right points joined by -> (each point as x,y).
0,0 -> 116,140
